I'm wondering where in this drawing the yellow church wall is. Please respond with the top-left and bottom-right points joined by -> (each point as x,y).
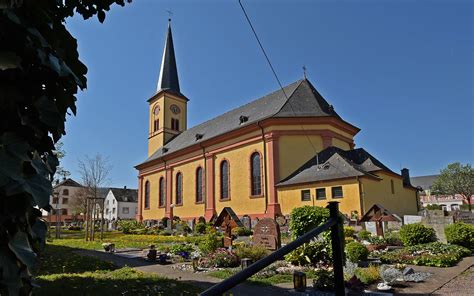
277,178 -> 361,216
171,159 -> 206,219
141,171 -> 166,220
360,172 -> 418,216
278,135 -> 324,181
214,140 -> 267,215
332,138 -> 351,150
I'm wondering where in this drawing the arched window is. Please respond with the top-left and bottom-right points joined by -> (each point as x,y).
176,173 -> 183,205
250,152 -> 262,196
153,119 -> 159,132
144,181 -> 150,209
159,177 -> 165,207
153,105 -> 160,132
220,160 -> 230,200
63,189 -> 69,196
196,167 -> 203,203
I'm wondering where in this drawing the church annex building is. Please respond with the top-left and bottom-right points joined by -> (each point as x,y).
135,22 -> 418,223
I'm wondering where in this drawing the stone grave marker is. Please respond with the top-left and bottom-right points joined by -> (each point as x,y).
252,218 -> 281,250
241,215 -> 251,229
276,215 -> 286,227
198,216 -> 206,224
454,211 -> 474,224
188,219 -> 195,231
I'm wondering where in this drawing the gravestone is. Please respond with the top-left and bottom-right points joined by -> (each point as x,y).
276,215 -> 286,227
421,210 -> 454,243
198,216 -> 206,224
454,211 -> 474,224
188,219 -> 195,231
241,215 -> 251,230
214,207 -> 244,247
252,218 -> 281,250
404,215 -> 423,225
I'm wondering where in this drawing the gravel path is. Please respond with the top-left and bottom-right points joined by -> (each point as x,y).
432,266 -> 474,295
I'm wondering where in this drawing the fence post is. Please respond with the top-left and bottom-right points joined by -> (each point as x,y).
329,201 -> 345,296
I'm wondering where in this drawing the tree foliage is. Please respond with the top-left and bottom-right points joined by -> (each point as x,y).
0,0 -> 130,293
432,162 -> 474,211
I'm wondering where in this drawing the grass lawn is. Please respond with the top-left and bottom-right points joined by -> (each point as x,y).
35,243 -> 201,295
208,269 -> 293,286
49,230 -> 202,250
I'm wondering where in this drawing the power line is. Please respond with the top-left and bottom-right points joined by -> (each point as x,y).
237,0 -> 320,156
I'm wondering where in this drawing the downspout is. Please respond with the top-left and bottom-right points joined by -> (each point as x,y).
257,121 -> 269,211
199,143 -> 206,210
357,176 -> 364,216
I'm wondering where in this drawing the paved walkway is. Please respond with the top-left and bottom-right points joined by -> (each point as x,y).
75,249 -> 474,295
75,249 -> 293,295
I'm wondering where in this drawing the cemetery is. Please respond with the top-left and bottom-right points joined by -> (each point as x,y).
41,203 -> 474,294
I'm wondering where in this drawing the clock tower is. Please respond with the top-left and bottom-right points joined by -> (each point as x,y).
147,19 -> 188,157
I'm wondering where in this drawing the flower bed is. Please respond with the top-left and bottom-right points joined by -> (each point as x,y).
380,242 -> 470,267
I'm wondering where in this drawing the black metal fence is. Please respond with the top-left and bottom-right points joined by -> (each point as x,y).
200,201 -> 345,296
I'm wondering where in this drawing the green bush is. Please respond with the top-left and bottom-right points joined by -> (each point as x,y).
354,265 -> 380,285
289,206 -> 330,239
344,226 -> 356,238
357,230 -> 372,241
445,223 -> 474,251
234,244 -> 268,262
345,242 -> 369,263
399,223 -> 436,246
312,269 -> 334,290
170,243 -> 194,255
117,220 -> 144,234
198,231 -> 223,255
425,204 -> 443,210
232,227 -> 253,236
285,241 -> 331,266
195,222 -> 207,234
460,204 -> 471,211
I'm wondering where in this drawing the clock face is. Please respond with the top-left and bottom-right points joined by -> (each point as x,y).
153,105 -> 160,115
170,104 -> 181,114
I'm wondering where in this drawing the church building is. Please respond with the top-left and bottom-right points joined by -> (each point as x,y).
135,21 -> 419,223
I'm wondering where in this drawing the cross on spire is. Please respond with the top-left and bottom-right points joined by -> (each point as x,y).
303,65 -> 307,79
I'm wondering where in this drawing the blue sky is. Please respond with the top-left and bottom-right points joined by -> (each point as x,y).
62,0 -> 473,188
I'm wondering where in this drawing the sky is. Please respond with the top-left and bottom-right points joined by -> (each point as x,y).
61,0 -> 473,188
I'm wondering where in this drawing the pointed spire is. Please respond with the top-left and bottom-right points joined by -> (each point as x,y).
157,19 -> 181,94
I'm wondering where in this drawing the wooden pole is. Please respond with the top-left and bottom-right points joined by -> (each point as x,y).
85,197 -> 89,241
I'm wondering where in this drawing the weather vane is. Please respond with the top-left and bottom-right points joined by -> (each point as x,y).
302,65 -> 307,79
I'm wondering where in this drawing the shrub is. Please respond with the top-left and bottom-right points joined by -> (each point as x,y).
170,243 -> 194,255
232,227 -> 253,236
234,244 -> 268,263
285,241 -> 331,266
425,204 -> 443,210
357,230 -> 372,241
199,248 -> 239,268
344,226 -> 356,238
460,204 -> 471,211
354,265 -> 380,285
399,223 -> 436,246
289,206 -> 330,239
312,269 -> 334,290
345,242 -> 369,263
117,220 -> 144,234
445,223 -> 474,251
195,222 -> 207,234
68,225 -> 81,231
198,231 -> 223,255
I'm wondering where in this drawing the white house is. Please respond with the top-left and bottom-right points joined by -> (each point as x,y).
104,187 -> 138,227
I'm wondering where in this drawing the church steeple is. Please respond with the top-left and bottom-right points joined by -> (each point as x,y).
157,19 -> 181,95
147,19 -> 188,157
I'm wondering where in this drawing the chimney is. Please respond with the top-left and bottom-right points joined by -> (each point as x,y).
124,186 -> 127,189
401,168 -> 411,186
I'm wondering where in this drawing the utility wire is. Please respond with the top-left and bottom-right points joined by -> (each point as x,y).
238,1 -> 356,179
237,0 -> 320,158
